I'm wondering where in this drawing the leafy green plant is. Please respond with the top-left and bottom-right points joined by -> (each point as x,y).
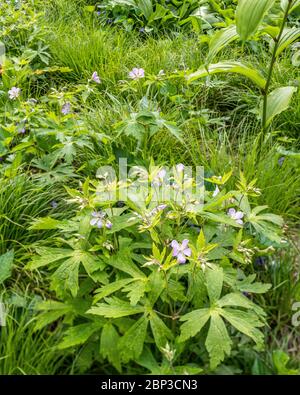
25,166 -> 284,372
187,0 -> 300,146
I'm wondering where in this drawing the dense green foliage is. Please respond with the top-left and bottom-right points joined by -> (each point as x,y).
0,0 -> 299,375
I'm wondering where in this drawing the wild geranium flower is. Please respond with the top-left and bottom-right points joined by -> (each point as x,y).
129,67 -> 145,80
176,163 -> 185,172
106,220 -> 112,229
61,102 -> 71,115
8,87 -> 21,100
228,208 -> 244,225
152,168 -> 167,187
50,200 -> 58,209
171,239 -> 191,264
90,211 -> 106,228
90,211 -> 112,229
91,71 -> 101,84
212,186 -> 220,197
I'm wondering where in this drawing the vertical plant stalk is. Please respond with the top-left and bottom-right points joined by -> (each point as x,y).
261,0 -> 293,132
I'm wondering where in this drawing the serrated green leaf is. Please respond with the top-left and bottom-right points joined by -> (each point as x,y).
100,323 -> 122,372
206,266 -> 224,303
205,312 -> 232,370
87,297 -> 144,318
94,278 -> 135,303
51,256 -> 81,297
179,308 -> 210,342
149,312 -> 173,349
118,315 -> 148,363
220,308 -> 265,347
58,322 -> 102,349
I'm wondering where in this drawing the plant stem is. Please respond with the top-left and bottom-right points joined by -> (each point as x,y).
261,0 -> 292,132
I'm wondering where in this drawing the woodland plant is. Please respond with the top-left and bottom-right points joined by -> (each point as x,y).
25,166 -> 284,373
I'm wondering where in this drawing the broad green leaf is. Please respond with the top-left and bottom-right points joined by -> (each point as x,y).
122,279 -> 147,305
29,217 -> 63,230
26,247 -> 73,270
273,350 -> 299,375
206,266 -> 224,303
220,308 -> 264,347
100,323 -> 121,372
202,211 -> 243,227
218,292 -> 258,309
93,278 -> 135,303
239,282 -> 272,294
205,312 -> 232,369
275,28 -> 300,57
236,0 -> 276,41
107,250 -> 145,278
87,297 -> 144,318
118,315 -> 148,363
187,62 -> 266,89
149,311 -> 173,349
179,308 -> 210,342
208,25 -> 239,62
34,310 -> 67,331
0,250 -> 14,284
51,256 -> 81,297
137,0 -> 153,20
281,0 -> 300,13
263,86 -> 297,127
57,322 -> 102,349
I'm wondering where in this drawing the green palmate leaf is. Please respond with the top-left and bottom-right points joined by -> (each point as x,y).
57,322 -> 103,349
51,256 -> 81,297
239,282 -> 272,294
263,86 -> 297,127
26,247 -> 73,270
149,311 -> 173,349
206,266 -> 224,303
34,301 -> 71,331
179,308 -> 210,342
107,250 -> 145,278
208,25 -> 239,62
217,292 -> 259,309
205,312 -> 232,370
100,323 -> 122,372
275,28 -> 300,57
122,279 -> 147,305
0,250 -> 14,284
118,315 -> 148,363
202,211 -> 243,227
29,217 -> 63,230
93,278 -> 135,303
236,0 -> 276,41
87,297 -> 144,318
187,62 -> 266,89
220,308 -> 265,347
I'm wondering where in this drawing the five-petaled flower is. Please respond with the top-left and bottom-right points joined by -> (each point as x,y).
212,186 -> 220,197
171,239 -> 191,264
227,208 -> 244,225
8,87 -> 21,100
61,102 -> 71,115
90,211 -> 112,229
176,163 -> 185,172
129,67 -> 145,80
91,71 -> 101,84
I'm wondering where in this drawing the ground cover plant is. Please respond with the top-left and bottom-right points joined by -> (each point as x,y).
0,0 -> 299,375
